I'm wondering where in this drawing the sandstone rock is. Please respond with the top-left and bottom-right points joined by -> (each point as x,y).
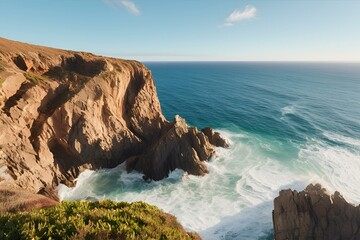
202,127 -> 229,148
273,183 -> 360,240
0,37 -> 227,199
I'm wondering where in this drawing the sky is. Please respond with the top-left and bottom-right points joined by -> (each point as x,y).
1,0 -> 360,61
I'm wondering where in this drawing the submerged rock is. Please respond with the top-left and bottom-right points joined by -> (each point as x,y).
273,183 -> 360,240
0,37 -> 228,199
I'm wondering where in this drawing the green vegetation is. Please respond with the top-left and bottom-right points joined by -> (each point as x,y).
0,200 -> 200,240
24,73 -> 48,85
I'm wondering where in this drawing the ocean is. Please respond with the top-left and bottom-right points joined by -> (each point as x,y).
59,62 -> 360,239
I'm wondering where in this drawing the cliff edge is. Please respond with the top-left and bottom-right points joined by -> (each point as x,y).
273,184 -> 360,240
0,37 -> 228,199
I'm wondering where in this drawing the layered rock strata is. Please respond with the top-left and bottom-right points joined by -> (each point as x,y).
273,184 -> 360,240
0,37 -> 228,198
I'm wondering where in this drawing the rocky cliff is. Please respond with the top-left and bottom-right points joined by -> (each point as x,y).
273,184 -> 360,240
0,37 -> 228,199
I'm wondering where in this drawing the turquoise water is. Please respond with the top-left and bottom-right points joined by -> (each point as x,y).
60,62 -> 360,239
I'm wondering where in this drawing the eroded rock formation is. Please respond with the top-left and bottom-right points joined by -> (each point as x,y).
273,184 -> 360,240
0,37 -> 228,199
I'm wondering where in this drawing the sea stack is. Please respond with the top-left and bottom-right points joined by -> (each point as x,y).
0,37 -> 228,199
273,184 -> 360,240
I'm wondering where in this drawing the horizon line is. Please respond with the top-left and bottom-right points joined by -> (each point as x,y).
139,60 -> 360,63
2,37 -> 359,64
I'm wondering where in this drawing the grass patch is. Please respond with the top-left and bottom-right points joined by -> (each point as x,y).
0,187 -> 57,214
0,200 -> 200,240
24,73 -> 48,85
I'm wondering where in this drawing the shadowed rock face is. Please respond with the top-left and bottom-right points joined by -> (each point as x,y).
273,184 -> 360,240
0,37 -> 228,198
127,115 -> 215,181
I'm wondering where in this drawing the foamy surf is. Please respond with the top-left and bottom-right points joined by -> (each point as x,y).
322,131 -> 360,148
281,105 -> 296,116
298,137 -> 360,204
57,128 -> 360,239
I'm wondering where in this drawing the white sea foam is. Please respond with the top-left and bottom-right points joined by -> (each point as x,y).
298,137 -> 360,204
59,129 -> 360,239
281,105 -> 296,116
58,170 -> 96,200
322,131 -> 360,148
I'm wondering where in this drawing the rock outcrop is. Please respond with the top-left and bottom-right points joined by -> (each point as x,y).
0,37 -> 228,198
273,184 -> 360,240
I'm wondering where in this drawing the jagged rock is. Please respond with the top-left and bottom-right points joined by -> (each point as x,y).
202,127 -> 229,148
273,183 -> 360,240
0,37 -> 227,198
127,115 -> 214,180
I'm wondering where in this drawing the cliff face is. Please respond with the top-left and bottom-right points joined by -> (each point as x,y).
0,37 -> 228,198
273,184 -> 360,240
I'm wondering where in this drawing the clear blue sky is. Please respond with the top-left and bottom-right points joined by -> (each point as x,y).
1,0 -> 360,61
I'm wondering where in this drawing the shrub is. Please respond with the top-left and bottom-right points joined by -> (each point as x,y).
0,200 -> 200,240
24,73 -> 48,85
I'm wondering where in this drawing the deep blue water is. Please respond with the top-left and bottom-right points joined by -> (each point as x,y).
61,62 -> 360,239
151,62 -> 360,142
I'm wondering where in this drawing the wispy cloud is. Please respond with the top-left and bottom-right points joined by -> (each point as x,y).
103,0 -> 141,15
121,0 -> 140,15
219,5 -> 256,27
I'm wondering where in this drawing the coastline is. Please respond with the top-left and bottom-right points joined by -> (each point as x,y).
1,38 -> 360,239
